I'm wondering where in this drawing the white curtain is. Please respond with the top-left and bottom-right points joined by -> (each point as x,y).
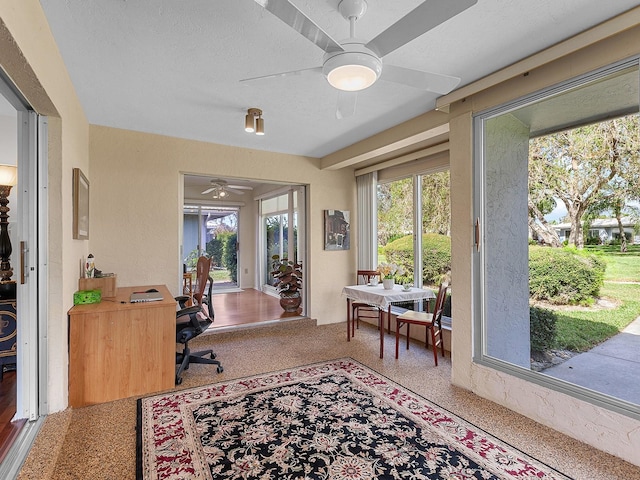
356,172 -> 377,270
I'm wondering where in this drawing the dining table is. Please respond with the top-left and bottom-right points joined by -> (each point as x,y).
342,283 -> 436,358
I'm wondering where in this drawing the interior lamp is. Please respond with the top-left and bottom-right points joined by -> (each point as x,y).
323,46 -> 382,92
0,164 -> 17,298
244,108 -> 264,135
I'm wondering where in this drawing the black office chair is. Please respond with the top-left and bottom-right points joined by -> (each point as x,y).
175,272 -> 223,385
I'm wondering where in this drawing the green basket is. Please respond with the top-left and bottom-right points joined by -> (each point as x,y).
73,289 -> 102,305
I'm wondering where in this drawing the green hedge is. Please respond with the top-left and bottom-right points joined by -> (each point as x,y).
383,233 -> 451,285
530,306 -> 557,352
529,246 -> 605,305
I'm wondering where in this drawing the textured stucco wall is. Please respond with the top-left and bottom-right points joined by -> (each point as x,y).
483,114 -> 530,367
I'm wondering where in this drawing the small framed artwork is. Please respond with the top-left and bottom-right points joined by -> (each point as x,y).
72,168 -> 89,240
324,210 -> 350,250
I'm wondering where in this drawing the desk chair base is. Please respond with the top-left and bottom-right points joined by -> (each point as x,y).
176,346 -> 223,385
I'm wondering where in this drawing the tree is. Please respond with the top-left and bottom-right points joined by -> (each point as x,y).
377,179 -> 413,245
377,173 -> 451,246
529,115 -> 640,248
421,171 -> 451,236
527,193 -> 562,247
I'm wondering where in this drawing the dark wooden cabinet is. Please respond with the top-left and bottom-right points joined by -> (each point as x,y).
0,299 -> 16,381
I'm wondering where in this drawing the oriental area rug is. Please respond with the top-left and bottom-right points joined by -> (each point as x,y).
137,358 -> 571,480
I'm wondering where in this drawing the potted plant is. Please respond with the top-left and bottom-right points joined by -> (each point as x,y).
271,255 -> 303,312
378,262 -> 405,290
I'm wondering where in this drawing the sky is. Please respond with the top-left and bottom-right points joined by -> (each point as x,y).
544,199 -> 640,224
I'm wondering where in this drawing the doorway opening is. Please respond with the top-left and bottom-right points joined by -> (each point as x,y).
183,175 -> 307,330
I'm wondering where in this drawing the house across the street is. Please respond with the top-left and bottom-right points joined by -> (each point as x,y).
553,217 -> 638,244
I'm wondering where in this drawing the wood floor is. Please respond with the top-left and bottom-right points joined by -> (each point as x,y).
0,370 -> 24,464
210,288 -> 301,328
0,288 -> 291,464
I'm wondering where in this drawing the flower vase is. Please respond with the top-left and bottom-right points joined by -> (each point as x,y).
382,278 -> 395,290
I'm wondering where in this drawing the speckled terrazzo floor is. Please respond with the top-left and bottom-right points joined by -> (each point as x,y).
16,319 -> 640,480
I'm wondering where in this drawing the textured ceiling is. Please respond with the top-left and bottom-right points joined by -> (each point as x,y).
37,0 -> 639,159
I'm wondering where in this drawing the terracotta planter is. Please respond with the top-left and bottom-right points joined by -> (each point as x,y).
280,293 -> 302,312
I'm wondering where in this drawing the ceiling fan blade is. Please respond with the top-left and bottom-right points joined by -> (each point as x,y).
240,67 -> 322,84
381,65 -> 461,94
365,0 -> 477,58
336,91 -> 357,120
255,0 -> 344,54
226,187 -> 246,195
227,184 -> 254,190
201,187 -> 216,195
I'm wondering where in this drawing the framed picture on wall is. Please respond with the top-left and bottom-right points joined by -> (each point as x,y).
72,168 -> 89,240
324,210 -> 350,250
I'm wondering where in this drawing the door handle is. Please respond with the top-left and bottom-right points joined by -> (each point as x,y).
20,241 -> 26,284
475,218 -> 481,252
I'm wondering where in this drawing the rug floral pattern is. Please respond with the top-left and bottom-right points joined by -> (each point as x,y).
137,359 -> 570,480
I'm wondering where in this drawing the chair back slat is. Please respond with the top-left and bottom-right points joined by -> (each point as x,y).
432,281 -> 449,324
193,256 -> 212,304
357,269 -> 380,285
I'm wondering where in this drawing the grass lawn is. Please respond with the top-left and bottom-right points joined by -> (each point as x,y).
553,246 -> 640,352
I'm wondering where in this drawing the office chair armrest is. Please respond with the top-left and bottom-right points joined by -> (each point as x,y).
175,295 -> 190,308
177,305 -> 209,335
176,305 -> 201,318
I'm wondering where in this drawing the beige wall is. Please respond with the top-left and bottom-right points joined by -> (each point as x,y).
448,23 -> 640,466
2,0 -> 639,468
1,0 -> 90,413
88,125 -> 356,323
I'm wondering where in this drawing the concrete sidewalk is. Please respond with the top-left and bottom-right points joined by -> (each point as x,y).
543,316 -> 640,405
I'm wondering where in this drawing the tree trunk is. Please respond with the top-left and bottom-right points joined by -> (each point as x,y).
616,212 -> 628,253
527,197 -> 562,247
564,200 -> 587,248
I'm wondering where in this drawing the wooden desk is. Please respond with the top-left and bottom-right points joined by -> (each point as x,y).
68,285 -> 175,407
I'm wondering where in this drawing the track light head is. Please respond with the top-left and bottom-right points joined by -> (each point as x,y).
245,108 -> 264,135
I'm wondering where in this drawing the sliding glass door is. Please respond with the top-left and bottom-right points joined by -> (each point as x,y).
259,188 -> 304,309
183,205 -> 239,290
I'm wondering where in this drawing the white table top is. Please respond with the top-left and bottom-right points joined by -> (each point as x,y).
342,284 -> 435,310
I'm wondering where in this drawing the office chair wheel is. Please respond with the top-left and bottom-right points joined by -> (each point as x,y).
217,365 -> 224,374
175,375 -> 183,385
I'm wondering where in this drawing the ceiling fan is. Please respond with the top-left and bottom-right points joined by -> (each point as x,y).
244,0 -> 477,118
201,179 -> 254,197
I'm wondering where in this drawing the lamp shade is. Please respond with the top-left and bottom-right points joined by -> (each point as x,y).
0,165 -> 17,187
323,49 -> 382,92
256,117 -> 265,135
245,114 -> 255,133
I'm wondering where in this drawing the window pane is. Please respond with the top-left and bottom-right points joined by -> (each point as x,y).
377,178 -> 414,282
477,61 -> 640,411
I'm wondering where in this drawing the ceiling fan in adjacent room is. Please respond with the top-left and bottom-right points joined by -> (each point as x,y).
244,0 -> 477,118
201,179 -> 254,198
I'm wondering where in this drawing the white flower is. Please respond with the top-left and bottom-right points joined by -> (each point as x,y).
378,262 -> 405,279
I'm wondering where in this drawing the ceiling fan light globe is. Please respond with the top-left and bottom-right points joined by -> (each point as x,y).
327,64 -> 376,91
323,50 -> 382,92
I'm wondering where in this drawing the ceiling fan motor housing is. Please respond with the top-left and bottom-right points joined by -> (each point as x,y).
323,42 -> 382,91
